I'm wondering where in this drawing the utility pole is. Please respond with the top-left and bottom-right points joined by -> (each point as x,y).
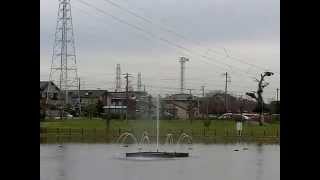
123,73 -> 132,123
206,97 -> 209,119
200,86 -> 205,119
201,86 -> 205,97
197,96 -> 200,120
179,57 -> 189,93
224,72 -> 228,113
186,88 -> 194,121
276,88 -> 280,102
78,77 -> 81,115
239,95 -> 243,116
78,77 -> 81,91
223,72 -> 231,113
148,95 -> 152,119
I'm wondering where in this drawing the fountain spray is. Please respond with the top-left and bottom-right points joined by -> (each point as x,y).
120,94 -> 190,158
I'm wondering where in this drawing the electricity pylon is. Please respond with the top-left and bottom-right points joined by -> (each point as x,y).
47,0 -> 80,107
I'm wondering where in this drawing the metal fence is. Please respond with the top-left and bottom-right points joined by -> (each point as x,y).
40,127 -> 280,144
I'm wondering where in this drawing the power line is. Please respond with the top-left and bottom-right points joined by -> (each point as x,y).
80,68 -> 273,93
101,0 -> 280,76
75,3 -> 280,88
60,1 -> 280,97
74,0 -> 266,80
69,2 -> 280,90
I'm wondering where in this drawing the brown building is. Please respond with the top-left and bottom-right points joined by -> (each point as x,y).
162,93 -> 200,120
103,91 -> 153,119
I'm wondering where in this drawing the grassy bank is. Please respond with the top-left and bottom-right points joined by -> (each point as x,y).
41,118 -> 279,137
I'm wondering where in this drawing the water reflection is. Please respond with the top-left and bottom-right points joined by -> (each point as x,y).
256,144 -> 264,180
40,144 -> 279,180
40,144 -> 66,180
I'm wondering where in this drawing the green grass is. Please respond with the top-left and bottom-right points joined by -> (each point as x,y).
41,118 -> 280,137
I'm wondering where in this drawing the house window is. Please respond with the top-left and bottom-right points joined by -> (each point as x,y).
52,93 -> 58,100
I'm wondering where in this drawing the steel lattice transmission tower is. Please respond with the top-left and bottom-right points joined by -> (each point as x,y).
48,0 -> 79,105
115,64 -> 122,92
179,57 -> 189,93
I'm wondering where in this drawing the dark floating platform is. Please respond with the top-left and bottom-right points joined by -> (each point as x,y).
126,151 -> 189,158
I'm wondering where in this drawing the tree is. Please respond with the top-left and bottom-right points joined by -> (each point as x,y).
85,103 -> 97,119
64,103 -> 75,116
246,71 -> 274,126
187,97 -> 197,124
40,100 -> 46,121
203,119 -> 211,130
96,99 -> 104,117
269,101 -> 280,114
102,113 -> 111,131
199,91 -> 256,116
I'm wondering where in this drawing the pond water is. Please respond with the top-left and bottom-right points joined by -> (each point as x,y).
40,143 -> 279,180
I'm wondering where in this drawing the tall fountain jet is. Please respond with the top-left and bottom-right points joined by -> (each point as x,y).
156,95 -> 160,152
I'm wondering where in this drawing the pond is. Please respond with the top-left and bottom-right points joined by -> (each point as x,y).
40,143 -> 279,180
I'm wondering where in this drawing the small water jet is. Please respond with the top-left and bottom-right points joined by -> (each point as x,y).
139,131 -> 151,145
165,133 -> 174,145
117,132 -> 138,147
177,133 -> 193,150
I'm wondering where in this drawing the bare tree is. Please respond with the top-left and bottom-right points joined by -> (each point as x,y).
246,71 -> 274,126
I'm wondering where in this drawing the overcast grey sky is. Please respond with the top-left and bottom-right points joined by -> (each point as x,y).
40,0 -> 280,101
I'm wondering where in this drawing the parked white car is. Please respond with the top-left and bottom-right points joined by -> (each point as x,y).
241,115 -> 250,120
54,112 -> 73,119
218,113 -> 250,121
218,113 -> 233,119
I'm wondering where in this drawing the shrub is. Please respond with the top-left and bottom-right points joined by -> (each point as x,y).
40,111 -> 46,121
203,119 -> 212,129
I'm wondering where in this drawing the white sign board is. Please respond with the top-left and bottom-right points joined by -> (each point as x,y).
236,121 -> 243,131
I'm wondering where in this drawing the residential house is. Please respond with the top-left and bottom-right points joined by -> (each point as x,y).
40,81 -> 60,101
40,81 -> 61,117
102,91 -> 153,119
162,93 -> 200,120
67,89 -> 107,108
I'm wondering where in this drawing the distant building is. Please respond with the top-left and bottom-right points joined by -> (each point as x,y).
162,93 -> 200,119
40,81 -> 60,101
102,91 -> 127,118
67,90 -> 107,108
41,83 -> 154,119
102,91 -> 153,119
269,100 -> 280,115
40,81 -> 62,117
